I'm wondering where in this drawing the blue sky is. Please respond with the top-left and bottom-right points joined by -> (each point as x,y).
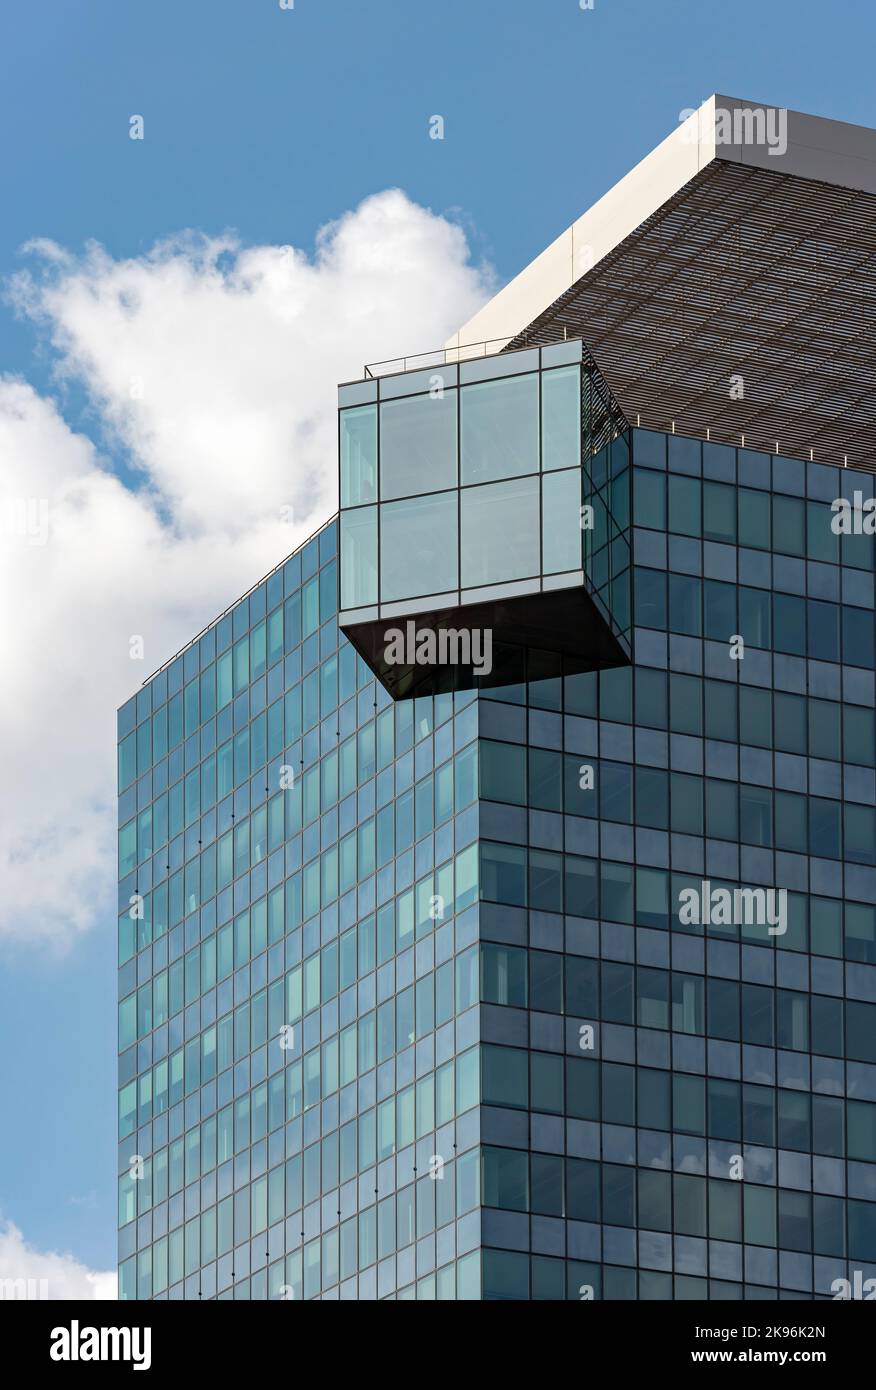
1,0 -> 875,1287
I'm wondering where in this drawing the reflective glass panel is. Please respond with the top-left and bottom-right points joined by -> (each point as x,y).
340,506 -> 377,607
460,374 -> 539,484
340,406 -> 377,507
542,468 -> 582,573
461,475 -> 539,587
380,391 -> 457,500
380,492 -> 458,601
541,366 -> 580,471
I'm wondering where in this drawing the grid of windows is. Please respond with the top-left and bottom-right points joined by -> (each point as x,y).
473,430 -> 876,1300
119,428 -> 876,1299
117,519 -> 486,1301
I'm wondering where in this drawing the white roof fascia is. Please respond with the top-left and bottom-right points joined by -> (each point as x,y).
447,94 -> 876,357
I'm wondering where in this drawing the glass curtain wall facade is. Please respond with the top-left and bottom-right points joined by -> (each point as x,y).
118,427 -> 876,1300
117,521 -> 485,1301
476,430 -> 876,1299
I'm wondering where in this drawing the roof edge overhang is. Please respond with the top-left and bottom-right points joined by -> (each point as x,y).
448,94 -> 876,355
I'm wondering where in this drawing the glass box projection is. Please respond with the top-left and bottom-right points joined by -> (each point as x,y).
338,341 -> 632,699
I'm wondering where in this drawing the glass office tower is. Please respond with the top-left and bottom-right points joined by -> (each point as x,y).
116,91 -> 876,1301
117,333 -> 876,1297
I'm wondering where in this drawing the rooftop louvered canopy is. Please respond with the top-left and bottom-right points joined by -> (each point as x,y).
450,96 -> 876,473
508,160 -> 876,471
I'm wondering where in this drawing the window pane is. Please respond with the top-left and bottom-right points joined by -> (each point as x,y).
482,1146 -> 528,1211
340,506 -> 377,607
480,739 -> 526,804
541,366 -> 580,471
380,391 -> 457,500
380,492 -> 458,601
340,406 -> 377,507
461,475 -> 539,587
482,1044 -> 528,1108
542,469 -> 582,573
668,475 -> 700,536
481,943 -> 527,1007
461,374 -> 538,484
703,481 -> 736,543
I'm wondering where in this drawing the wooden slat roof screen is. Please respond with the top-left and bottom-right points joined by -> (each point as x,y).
508,160 -> 876,473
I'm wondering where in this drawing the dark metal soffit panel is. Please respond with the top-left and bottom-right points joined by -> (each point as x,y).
508,161 -> 876,473
342,584 -> 630,700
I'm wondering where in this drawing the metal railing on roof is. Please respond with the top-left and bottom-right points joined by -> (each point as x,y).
363,336 -> 519,378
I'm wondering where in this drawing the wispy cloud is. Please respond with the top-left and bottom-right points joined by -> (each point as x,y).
0,190 -> 492,947
0,1219 -> 116,1299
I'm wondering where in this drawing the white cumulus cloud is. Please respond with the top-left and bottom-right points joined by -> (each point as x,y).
0,1219 -> 116,1300
0,189 -> 492,946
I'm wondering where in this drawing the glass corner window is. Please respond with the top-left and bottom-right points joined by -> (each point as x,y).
340,505 -> 377,608
541,365 -> 581,471
542,468 -> 582,573
340,404 -> 377,507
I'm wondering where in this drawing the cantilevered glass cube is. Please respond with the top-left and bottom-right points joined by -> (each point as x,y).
338,340 -> 632,698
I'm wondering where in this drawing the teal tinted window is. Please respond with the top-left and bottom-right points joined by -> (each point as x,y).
542,468 -> 582,573
119,733 -> 136,791
773,494 -> 805,556
380,492 -> 458,601
460,374 -> 538,485
481,943 -> 527,1006
461,475 -> 539,588
738,487 -> 770,548
668,475 -> 700,536
479,739 -> 526,804
633,468 -> 666,529
339,405 -> 376,507
482,1146 -> 528,1210
380,391 -> 457,500
482,1044 -> 528,1108
703,481 -> 736,543
541,366 -> 580,471
340,506 -> 377,607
